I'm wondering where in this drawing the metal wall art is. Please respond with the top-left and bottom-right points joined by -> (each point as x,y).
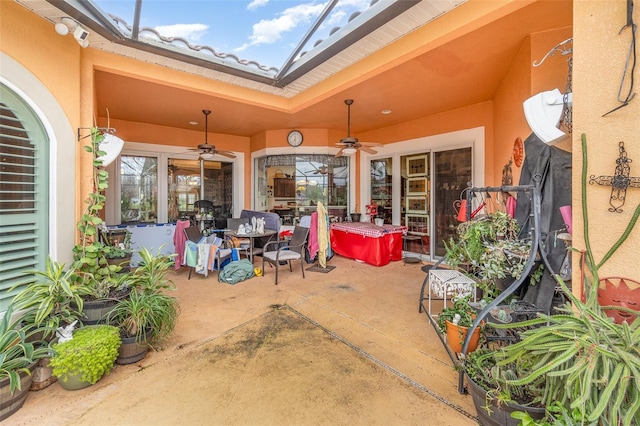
589,141 -> 640,212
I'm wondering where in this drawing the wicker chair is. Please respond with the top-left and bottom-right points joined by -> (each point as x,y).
261,226 -> 309,285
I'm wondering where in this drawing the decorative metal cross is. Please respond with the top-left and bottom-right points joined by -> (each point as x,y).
590,141 -> 640,212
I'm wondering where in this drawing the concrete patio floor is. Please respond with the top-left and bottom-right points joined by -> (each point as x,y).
9,255 -> 478,425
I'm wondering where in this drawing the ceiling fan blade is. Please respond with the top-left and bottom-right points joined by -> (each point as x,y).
217,150 -> 236,158
360,146 -> 377,155
360,142 -> 383,147
335,148 -> 345,157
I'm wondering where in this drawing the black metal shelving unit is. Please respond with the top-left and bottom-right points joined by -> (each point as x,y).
418,175 -> 562,393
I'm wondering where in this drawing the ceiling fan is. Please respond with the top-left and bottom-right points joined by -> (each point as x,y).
190,109 -> 236,159
312,164 -> 329,175
335,99 -> 382,157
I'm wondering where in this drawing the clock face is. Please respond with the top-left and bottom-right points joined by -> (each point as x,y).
287,130 -> 303,147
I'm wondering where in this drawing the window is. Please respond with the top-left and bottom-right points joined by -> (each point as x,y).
168,158 -> 233,228
0,83 -> 49,311
255,154 -> 349,222
120,155 -> 158,223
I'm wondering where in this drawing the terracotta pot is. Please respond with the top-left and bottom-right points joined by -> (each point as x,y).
445,320 -> 481,353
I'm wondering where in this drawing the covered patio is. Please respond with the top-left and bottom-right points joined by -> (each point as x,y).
10,257 -> 477,425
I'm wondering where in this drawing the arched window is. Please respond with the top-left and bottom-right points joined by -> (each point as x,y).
0,83 -> 49,311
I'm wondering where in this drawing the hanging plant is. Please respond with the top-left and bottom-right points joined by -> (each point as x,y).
72,128 -> 124,296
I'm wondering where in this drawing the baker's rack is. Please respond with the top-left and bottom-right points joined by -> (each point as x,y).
419,175 -> 560,393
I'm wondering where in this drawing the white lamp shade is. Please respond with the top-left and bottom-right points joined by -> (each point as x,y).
523,88 -> 568,144
97,133 -> 125,166
342,147 -> 357,155
200,152 -> 214,160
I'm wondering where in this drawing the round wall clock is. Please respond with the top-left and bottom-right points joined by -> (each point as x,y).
513,137 -> 524,167
287,130 -> 303,147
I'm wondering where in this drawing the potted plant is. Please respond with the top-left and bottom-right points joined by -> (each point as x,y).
463,135 -> 640,425
436,294 -> 482,353
0,306 -> 50,421
101,226 -> 133,273
49,324 -> 121,390
71,129 -> 131,324
464,347 -> 546,426
107,247 -> 179,364
444,211 -> 530,300
10,257 -> 90,338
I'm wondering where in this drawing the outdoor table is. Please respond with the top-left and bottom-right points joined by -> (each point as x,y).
330,222 -> 407,266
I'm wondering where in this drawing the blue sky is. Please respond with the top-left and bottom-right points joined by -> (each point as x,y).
93,0 -> 371,69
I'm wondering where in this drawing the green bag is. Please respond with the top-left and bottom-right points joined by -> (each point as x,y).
219,259 -> 255,284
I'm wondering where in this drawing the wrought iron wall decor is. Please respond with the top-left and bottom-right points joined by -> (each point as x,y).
603,0 -> 637,116
533,37 -> 573,134
589,141 -> 640,212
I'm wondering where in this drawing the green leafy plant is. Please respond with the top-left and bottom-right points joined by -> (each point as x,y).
436,294 -> 476,333
0,306 -> 51,394
129,247 -> 176,293
49,325 -> 121,385
107,247 -> 179,345
100,227 -> 133,259
72,128 -> 122,293
10,257 -> 91,334
444,211 -> 519,272
465,348 -> 544,408
107,289 -> 178,345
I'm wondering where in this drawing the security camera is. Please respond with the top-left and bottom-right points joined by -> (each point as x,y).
74,26 -> 90,47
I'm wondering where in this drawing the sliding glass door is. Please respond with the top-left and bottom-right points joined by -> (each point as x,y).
433,148 -> 472,257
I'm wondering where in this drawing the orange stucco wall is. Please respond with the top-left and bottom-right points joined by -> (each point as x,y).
573,0 -> 640,280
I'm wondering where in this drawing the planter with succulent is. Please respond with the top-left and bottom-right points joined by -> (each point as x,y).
436,294 -> 482,353
444,211 -> 540,300
49,324 -> 121,390
0,306 -> 51,421
464,348 -> 546,426
478,239 -> 544,293
107,247 -> 179,364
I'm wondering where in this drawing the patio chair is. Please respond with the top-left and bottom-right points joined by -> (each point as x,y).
261,225 -> 309,285
183,226 -> 232,281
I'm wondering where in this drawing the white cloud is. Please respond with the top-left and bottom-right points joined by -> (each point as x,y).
235,2 -> 325,52
247,0 -> 269,11
154,23 -> 208,43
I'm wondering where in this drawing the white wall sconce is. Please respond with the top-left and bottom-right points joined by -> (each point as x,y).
55,17 -> 90,48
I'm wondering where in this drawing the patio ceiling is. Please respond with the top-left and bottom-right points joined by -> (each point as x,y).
16,0 -> 572,139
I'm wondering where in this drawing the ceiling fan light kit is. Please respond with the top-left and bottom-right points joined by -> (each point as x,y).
191,109 -> 236,159
335,99 -> 381,157
342,147 -> 357,155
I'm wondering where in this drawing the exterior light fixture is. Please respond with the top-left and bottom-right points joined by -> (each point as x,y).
54,17 -> 90,48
